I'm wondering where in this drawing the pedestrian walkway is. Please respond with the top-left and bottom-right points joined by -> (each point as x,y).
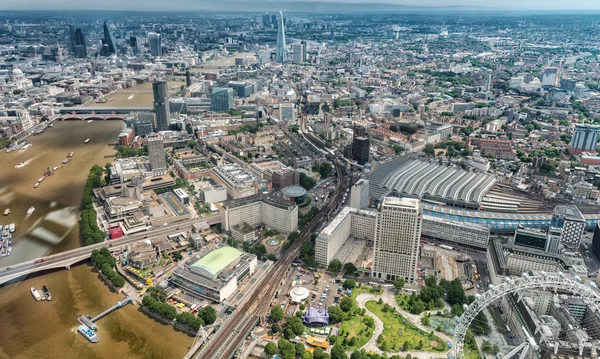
349,290 -> 451,359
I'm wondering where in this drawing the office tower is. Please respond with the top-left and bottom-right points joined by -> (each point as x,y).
372,197 -> 421,283
185,70 -> 191,87
147,32 -> 162,57
67,25 -> 76,55
210,88 -> 234,112
569,124 -> 600,154
152,81 -> 171,131
301,41 -> 307,63
130,36 -> 139,55
541,67 -> 559,87
262,13 -> 271,27
551,205 -> 585,248
271,14 -> 277,27
292,43 -> 305,64
352,125 -> 370,165
102,21 -> 116,55
592,221 -> 600,261
275,11 -> 287,64
350,179 -> 370,209
68,25 -> 87,58
147,134 -> 167,171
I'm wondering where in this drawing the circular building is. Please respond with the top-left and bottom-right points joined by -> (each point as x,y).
282,185 -> 308,203
289,286 -> 310,303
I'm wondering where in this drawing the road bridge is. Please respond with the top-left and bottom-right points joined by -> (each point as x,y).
58,106 -> 153,114
0,214 -> 221,286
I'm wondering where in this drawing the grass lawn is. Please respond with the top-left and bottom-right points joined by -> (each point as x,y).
338,314 -> 375,351
365,300 -> 448,353
336,285 -> 383,351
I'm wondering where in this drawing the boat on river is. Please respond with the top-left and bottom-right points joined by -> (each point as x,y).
31,287 -> 41,301
77,325 -> 98,343
3,209 -> 10,216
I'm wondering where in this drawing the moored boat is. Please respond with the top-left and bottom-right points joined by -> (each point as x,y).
3,208 -> 10,216
9,223 -> 15,233
26,207 -> 35,216
42,285 -> 51,301
34,182 -> 39,188
84,139 -> 90,143
31,287 -> 41,301
77,325 -> 99,343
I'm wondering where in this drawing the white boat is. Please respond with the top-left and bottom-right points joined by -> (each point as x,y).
49,123 -> 54,127
3,209 -> 10,216
15,162 -> 26,168
26,207 -> 35,216
87,120 -> 93,123
7,247 -> 11,256
31,287 -> 41,301
20,143 -> 32,152
34,182 -> 39,188
84,139 -> 90,143
38,176 -> 45,182
9,223 -> 14,233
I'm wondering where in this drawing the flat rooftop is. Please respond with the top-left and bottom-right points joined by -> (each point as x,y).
191,246 -> 243,277
382,196 -> 419,209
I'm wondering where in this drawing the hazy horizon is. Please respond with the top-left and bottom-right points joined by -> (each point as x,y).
2,0 -> 600,12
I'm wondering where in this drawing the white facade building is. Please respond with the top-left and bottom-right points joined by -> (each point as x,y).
315,206 -> 376,266
372,197 -> 421,283
221,195 -> 298,234
350,179 -> 370,210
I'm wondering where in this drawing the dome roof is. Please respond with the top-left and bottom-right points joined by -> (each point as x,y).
12,68 -> 23,76
289,286 -> 310,303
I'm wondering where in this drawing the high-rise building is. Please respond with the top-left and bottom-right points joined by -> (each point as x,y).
130,36 -> 139,55
102,21 -> 116,56
68,25 -> 87,58
292,42 -> 305,64
541,67 -> 559,87
275,11 -> 287,64
147,32 -> 162,57
210,88 -> 234,112
152,81 -> 171,131
592,221 -> 600,261
551,205 -> 585,248
569,124 -> 600,154
262,13 -> 271,27
350,179 -> 370,209
147,133 -> 167,172
372,197 -> 421,283
352,125 -> 370,165
185,70 -> 191,87
271,14 -> 277,27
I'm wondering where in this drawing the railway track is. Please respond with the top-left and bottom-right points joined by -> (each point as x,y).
196,159 -> 347,359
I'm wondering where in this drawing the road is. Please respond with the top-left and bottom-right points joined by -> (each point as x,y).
0,214 -> 220,286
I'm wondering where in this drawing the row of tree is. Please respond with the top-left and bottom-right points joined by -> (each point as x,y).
90,248 -> 125,287
80,165 -> 106,245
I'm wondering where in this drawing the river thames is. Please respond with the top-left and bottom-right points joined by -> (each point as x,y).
0,121 -> 192,359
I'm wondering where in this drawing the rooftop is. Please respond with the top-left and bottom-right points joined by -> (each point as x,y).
191,246 -> 243,278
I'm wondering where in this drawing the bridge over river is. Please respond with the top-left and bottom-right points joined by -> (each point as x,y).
0,215 -> 221,286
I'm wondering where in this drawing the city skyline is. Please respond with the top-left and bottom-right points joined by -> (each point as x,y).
3,0 -> 600,11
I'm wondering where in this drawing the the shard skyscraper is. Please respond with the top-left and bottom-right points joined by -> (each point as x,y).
275,11 -> 287,64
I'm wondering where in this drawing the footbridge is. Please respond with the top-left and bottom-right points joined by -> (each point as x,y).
0,215 -> 221,286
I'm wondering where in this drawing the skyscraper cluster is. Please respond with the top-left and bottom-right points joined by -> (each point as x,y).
275,11 -> 287,64
67,25 -> 87,58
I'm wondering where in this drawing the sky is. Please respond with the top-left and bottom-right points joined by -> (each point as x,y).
2,0 -> 600,11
